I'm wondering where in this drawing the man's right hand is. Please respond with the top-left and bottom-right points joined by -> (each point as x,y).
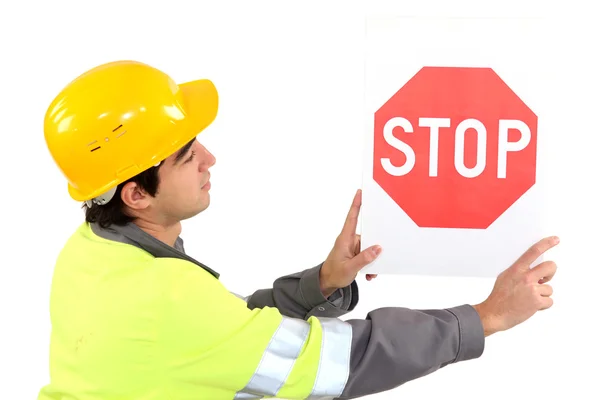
472,236 -> 560,336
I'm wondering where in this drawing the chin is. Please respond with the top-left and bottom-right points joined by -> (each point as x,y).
195,199 -> 211,215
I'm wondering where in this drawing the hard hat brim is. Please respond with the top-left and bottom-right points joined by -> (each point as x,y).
178,78 -> 219,137
67,78 -> 219,202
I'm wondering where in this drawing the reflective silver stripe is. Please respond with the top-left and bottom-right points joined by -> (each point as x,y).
233,392 -> 261,399
234,316 -> 310,399
306,317 -> 353,399
231,292 -> 250,302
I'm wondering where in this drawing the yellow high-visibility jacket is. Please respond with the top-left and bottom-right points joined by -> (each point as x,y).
37,221 -> 485,399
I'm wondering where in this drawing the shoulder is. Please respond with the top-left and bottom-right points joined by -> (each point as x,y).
58,222 -> 155,261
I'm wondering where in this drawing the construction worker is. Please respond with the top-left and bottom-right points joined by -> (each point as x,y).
38,60 -> 559,400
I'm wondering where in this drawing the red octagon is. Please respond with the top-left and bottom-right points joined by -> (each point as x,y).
373,66 -> 537,229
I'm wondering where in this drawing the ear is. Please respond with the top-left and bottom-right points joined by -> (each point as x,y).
120,181 -> 152,211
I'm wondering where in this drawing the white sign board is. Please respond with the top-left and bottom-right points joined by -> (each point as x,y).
360,15 -> 554,277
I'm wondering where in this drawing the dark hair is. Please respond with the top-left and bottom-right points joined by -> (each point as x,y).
83,165 -> 161,228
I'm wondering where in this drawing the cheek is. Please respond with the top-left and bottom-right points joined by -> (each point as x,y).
157,170 -> 203,202
176,174 -> 202,197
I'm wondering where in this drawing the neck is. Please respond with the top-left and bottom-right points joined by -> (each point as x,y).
133,218 -> 182,247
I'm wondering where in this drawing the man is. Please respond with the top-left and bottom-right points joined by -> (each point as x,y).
38,60 -> 558,400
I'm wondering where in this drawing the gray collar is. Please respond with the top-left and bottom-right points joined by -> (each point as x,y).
90,222 -> 220,279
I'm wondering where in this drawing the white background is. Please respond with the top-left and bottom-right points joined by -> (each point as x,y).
0,1 -> 597,399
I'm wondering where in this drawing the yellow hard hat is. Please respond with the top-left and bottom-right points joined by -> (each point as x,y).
44,60 -> 218,203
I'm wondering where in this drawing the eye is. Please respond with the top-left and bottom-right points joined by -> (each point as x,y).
184,151 -> 196,163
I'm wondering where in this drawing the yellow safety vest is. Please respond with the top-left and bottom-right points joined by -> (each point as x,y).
37,222 -> 352,399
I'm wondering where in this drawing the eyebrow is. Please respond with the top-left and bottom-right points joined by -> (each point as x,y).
173,138 -> 195,164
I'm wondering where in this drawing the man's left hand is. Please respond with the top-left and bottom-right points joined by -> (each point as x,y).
319,189 -> 382,297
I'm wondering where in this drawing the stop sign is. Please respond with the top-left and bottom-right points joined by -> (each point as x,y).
373,66 -> 537,229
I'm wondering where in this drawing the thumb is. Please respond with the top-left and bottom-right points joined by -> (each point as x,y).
347,245 -> 382,272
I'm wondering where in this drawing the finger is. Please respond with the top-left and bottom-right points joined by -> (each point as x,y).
366,274 -> 378,281
537,284 -> 553,297
530,260 -> 557,281
539,296 -> 553,310
514,236 -> 560,269
347,245 -> 382,272
341,189 -> 362,238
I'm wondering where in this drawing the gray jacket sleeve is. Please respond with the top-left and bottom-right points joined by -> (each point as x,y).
336,304 -> 485,399
234,262 -> 358,319
235,267 -> 484,398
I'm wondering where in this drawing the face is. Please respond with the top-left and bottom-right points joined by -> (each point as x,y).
148,138 -> 216,224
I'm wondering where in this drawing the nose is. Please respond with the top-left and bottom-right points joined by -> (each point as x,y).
198,143 -> 216,170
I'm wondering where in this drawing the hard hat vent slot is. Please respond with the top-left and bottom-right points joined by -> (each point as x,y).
85,124 -> 127,153
113,124 -> 127,138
